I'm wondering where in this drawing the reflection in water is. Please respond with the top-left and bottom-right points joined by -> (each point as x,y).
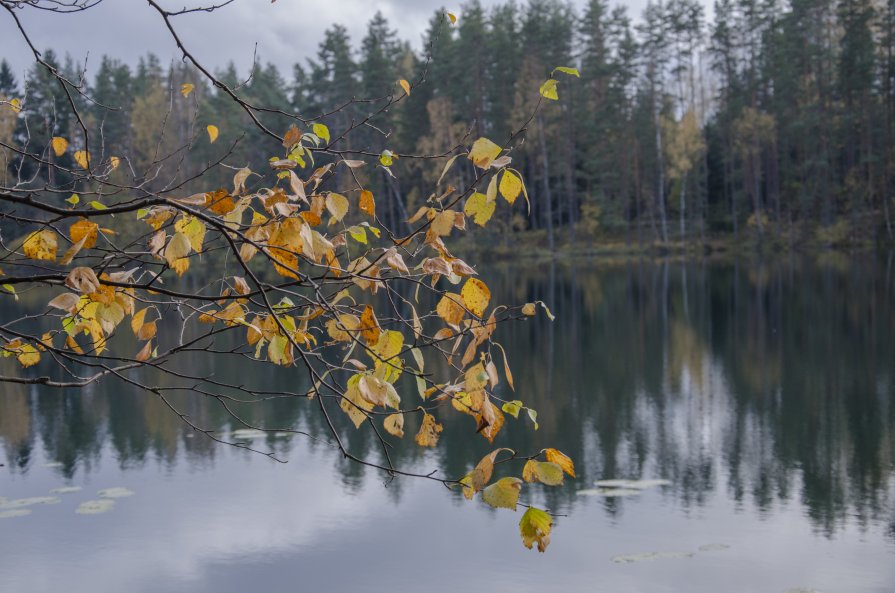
2,256 -> 894,541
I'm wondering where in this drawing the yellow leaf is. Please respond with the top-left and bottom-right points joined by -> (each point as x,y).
22,229 -> 58,262
481,477 -> 522,510
519,507 -> 553,552
340,374 -> 372,429
398,79 -> 411,96
51,136 -> 68,157
137,320 -> 157,342
436,292 -> 466,327
414,412 -> 443,447
539,79 -> 559,100
325,314 -> 360,342
522,303 -> 537,316
468,137 -> 502,169
8,98 -> 22,113
16,344 -> 40,368
164,232 -> 191,277
74,150 -> 90,169
312,123 -> 330,144
544,448 -> 576,478
447,11 -> 457,24
109,156 -> 120,171
463,192 -> 495,226
384,413 -> 405,438
69,218 -> 99,249
359,189 -> 375,218
174,215 -> 206,253
207,125 -> 219,143
461,278 -> 490,317
499,170 -> 523,204
372,330 -> 403,382
461,449 -> 507,500
522,460 -> 564,486
429,210 -> 457,238
325,192 -> 349,223
66,194 -> 80,206
131,308 -> 148,337
180,83 -> 194,97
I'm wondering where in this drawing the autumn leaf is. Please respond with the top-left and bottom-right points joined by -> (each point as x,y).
15,344 -> 41,368
65,267 -> 100,293
359,190 -> 375,217
74,150 -> 90,169
7,98 -> 22,113
359,305 -> 381,345
468,137 -> 502,169
447,11 -> 457,24
482,477 -> 522,510
174,215 -> 206,253
464,192 -> 496,226
501,400 -> 523,418
23,229 -> 58,262
522,303 -> 537,316
414,411 -> 443,447
544,448 -> 576,478
436,293 -> 466,327
522,460 -> 565,486
51,136 -> 68,157
384,413 -> 405,438
312,122 -> 330,144
539,79 -> 559,100
180,83 -> 195,97
499,170 -> 523,204
460,448 -> 508,500
398,79 -> 411,96
207,125 -> 219,143
461,278 -> 490,317
69,218 -> 99,249
519,507 -> 553,552
340,374 -> 373,429
325,192 -> 349,224
164,232 -> 192,277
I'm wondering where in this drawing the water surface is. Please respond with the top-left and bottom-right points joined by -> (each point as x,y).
2,255 -> 894,593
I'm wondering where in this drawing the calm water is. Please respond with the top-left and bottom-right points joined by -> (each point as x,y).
2,255 -> 894,593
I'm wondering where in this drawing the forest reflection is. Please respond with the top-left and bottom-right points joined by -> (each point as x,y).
2,254 -> 893,537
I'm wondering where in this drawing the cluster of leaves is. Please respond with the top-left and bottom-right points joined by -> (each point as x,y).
1,3 -> 576,551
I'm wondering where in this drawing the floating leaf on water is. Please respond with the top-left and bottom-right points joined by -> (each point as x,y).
76,499 -> 115,515
0,509 -> 32,520
229,429 -> 268,440
97,487 -> 134,499
578,488 -> 642,497
611,551 -> 694,564
0,496 -> 61,509
593,479 -> 671,490
698,543 -> 731,552
50,486 -> 82,495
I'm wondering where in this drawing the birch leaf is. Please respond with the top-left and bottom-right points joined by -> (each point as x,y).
51,136 -> 68,157
464,192 -> 495,226
482,477 -> 522,510
519,507 -> 553,552
414,412 -> 443,447
544,448 -> 576,478
468,137 -> 502,169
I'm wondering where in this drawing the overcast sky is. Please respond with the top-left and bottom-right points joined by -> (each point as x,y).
0,0 -> 656,85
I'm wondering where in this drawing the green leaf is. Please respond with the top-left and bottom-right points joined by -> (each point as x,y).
501,400 -> 523,418
481,477 -> 523,510
66,194 -> 80,206
88,201 -> 107,210
539,79 -> 559,101
347,225 -> 368,244
527,408 -> 539,430
553,66 -> 580,77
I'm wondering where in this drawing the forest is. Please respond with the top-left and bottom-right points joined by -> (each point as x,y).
2,0 -> 894,252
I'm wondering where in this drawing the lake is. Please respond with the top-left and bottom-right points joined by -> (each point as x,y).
2,254 -> 894,593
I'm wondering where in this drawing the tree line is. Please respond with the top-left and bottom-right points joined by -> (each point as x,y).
2,0 -> 894,249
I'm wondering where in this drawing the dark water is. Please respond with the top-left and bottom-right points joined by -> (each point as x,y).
2,255 -> 894,593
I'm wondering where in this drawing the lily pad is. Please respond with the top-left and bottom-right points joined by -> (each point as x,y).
698,543 -> 731,552
578,488 -> 642,497
0,509 -> 32,520
97,487 -> 134,499
612,551 -> 694,564
50,486 -> 82,495
594,479 -> 671,489
76,499 -> 116,515
0,496 -> 61,509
